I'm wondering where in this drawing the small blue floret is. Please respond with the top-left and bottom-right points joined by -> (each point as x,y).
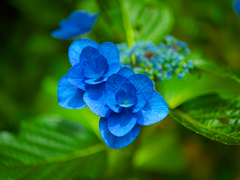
51,10 -> 98,40
117,36 -> 194,82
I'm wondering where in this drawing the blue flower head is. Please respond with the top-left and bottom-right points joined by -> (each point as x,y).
51,10 -> 98,40
233,0 -> 240,18
57,39 -> 169,149
96,67 -> 169,149
57,39 -> 121,117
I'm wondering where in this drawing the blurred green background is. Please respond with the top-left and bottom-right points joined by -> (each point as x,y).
1,0 -> 240,179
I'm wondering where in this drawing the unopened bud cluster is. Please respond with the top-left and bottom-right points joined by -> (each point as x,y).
117,35 -> 194,81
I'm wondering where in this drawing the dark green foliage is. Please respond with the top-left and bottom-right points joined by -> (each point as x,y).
96,0 -> 174,44
171,94 -> 240,145
193,59 -> 240,83
0,116 -> 107,180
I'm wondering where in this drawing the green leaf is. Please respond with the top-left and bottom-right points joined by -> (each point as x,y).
129,0 -> 174,43
96,0 -> 126,42
0,116 -> 107,180
171,94 -> 240,145
133,131 -> 188,173
96,0 -> 174,45
157,72 -> 240,109
193,59 -> 240,83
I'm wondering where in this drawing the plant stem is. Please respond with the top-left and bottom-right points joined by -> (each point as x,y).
120,0 -> 135,46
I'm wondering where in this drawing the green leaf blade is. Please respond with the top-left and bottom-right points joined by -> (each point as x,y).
171,95 -> 240,145
96,0 -> 125,41
157,71 -> 240,109
0,116 -> 106,180
131,0 -> 174,43
193,59 -> 240,83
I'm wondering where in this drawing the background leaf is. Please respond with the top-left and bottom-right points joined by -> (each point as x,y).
171,94 -> 240,145
193,59 -> 240,83
96,0 -> 174,44
128,0 -> 174,43
96,0 -> 125,41
157,71 -> 240,109
0,116 -> 107,180
157,59 -> 240,109
133,131 -> 188,173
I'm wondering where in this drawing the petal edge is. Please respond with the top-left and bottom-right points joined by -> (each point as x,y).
57,75 -> 86,109
68,39 -> 99,66
137,90 -> 169,126
99,117 -> 141,149
108,109 -> 137,137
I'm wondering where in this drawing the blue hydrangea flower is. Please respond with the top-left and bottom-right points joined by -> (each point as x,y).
51,10 -> 98,40
57,39 -> 121,117
117,35 -> 194,82
233,0 -> 240,18
95,67 -> 169,149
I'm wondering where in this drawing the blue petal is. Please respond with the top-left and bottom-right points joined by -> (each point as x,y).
81,61 -> 97,79
60,11 -> 98,31
98,42 -> 120,64
59,19 -> 78,29
108,109 -> 137,137
83,83 -> 111,117
68,11 -> 90,27
68,11 -> 98,30
68,39 -> 99,66
120,82 -> 137,93
99,117 -> 141,149
116,91 -> 135,108
137,90 -> 169,126
51,28 -> 81,40
117,67 -> 135,78
116,83 -> 137,108
53,11 -> 98,41
79,12 -> 98,30
57,75 -> 86,109
84,71 -> 105,85
67,64 -> 86,90
80,46 -> 109,74
128,74 -> 154,113
106,74 -> 128,112
60,11 -> 87,28
115,91 -> 128,106
101,63 -> 122,81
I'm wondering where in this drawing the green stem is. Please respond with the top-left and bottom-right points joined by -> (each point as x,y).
120,0 -> 135,46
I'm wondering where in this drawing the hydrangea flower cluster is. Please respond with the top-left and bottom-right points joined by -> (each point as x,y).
117,35 -> 194,81
57,39 -> 169,149
51,10 -> 98,40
